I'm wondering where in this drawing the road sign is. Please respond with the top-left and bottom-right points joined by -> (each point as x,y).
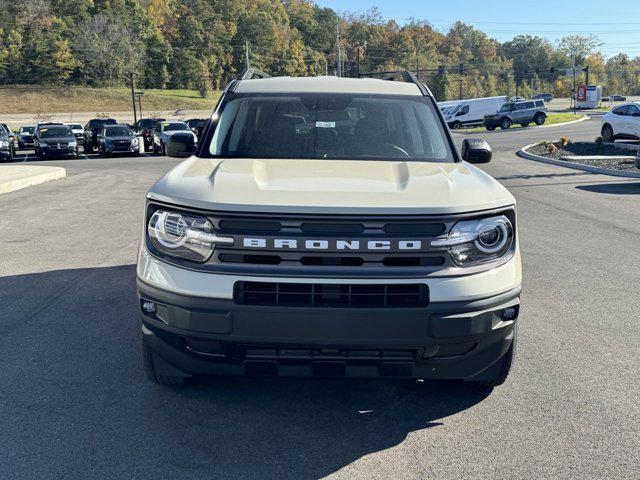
577,85 -> 587,102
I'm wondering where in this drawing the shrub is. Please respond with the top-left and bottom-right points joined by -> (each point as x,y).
547,143 -> 558,155
560,136 -> 570,147
595,136 -> 604,145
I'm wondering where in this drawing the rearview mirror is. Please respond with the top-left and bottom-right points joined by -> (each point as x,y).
166,133 -> 197,158
461,138 -> 492,164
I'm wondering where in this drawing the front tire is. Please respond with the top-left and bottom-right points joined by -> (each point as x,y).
601,124 -> 615,143
451,121 -> 462,130
500,118 -> 512,130
465,327 -> 516,388
534,113 -> 546,126
141,336 -> 185,386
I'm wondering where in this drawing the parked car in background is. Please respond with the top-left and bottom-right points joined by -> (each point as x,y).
134,118 -> 165,152
152,121 -> 197,155
600,103 -> 640,142
34,124 -> 79,159
16,125 -> 36,149
533,93 -> 553,103
66,123 -> 84,145
186,118 -> 208,139
484,99 -> 547,130
1,123 -> 16,156
442,96 -> 507,129
508,96 -> 526,102
83,118 -> 117,153
98,124 -> 140,156
0,125 -> 13,161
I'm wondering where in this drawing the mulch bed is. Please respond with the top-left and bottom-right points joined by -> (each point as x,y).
527,141 -> 639,172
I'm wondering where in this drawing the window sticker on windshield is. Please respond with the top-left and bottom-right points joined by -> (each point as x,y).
315,121 -> 335,128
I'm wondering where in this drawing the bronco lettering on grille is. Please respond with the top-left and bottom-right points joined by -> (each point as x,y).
242,238 -> 423,251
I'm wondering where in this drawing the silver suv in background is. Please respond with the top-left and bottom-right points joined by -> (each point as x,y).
484,99 -> 547,130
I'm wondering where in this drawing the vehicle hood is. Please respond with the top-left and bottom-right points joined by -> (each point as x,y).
163,130 -> 195,136
105,135 -> 133,141
148,157 -> 515,215
39,136 -> 75,144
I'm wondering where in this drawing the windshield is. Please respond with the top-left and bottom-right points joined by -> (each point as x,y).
105,126 -> 131,136
164,123 -> 189,131
21,126 -> 35,134
90,119 -> 116,128
189,120 -> 206,127
141,119 -> 163,128
40,126 -> 72,138
208,93 -> 452,162
499,103 -> 515,112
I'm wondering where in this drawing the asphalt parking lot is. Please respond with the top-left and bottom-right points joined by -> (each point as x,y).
1,118 -> 639,479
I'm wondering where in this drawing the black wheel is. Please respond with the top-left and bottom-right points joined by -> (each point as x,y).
451,121 -> 462,130
84,143 -> 93,154
500,118 -> 512,129
465,327 -> 516,388
141,336 -> 185,386
152,142 -> 159,154
534,113 -> 546,126
601,124 -> 614,143
161,142 -> 166,156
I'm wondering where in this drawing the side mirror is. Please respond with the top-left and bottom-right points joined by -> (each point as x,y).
461,138 -> 492,164
166,133 -> 196,158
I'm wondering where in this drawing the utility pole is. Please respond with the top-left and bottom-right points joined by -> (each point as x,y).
130,73 -> 137,125
245,41 -> 250,68
458,63 -> 464,100
356,48 -> 361,77
572,65 -> 577,113
336,20 -> 342,77
583,65 -> 590,87
135,92 -> 144,120
415,58 -> 419,83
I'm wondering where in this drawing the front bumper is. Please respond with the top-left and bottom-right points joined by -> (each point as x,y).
38,146 -> 77,157
137,247 -> 521,380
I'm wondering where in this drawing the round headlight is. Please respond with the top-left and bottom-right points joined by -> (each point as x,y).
474,217 -> 510,254
147,210 -> 233,262
431,214 -> 514,267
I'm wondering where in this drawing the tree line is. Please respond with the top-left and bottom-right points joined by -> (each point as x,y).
0,0 -> 638,99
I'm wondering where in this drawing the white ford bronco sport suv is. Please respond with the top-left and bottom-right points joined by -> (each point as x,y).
137,70 -> 521,388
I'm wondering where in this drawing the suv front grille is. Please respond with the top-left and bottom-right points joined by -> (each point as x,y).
234,282 -> 428,308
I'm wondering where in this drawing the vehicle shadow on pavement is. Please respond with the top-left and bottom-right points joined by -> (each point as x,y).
0,265 -> 491,479
575,182 -> 640,195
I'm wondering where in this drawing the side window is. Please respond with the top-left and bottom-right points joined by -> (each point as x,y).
626,105 -> 639,116
535,100 -> 544,107
613,106 -> 628,116
515,103 -> 526,111
524,102 -> 535,109
459,105 -> 469,115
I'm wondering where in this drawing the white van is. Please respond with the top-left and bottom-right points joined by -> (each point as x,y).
444,96 -> 507,129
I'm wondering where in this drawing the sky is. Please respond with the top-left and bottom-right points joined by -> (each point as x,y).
315,0 -> 640,59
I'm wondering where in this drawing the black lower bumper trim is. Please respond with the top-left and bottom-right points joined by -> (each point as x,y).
137,279 -> 520,380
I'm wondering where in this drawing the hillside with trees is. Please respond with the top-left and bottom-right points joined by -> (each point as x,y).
0,0 -> 637,100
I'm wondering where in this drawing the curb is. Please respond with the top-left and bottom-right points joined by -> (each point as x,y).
517,144 -> 640,178
0,166 -> 66,194
458,115 -> 590,135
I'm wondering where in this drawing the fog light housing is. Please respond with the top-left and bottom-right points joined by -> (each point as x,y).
142,301 -> 157,314
502,306 -> 518,320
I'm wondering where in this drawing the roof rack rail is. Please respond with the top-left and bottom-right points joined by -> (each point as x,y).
357,70 -> 430,96
236,68 -> 271,80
